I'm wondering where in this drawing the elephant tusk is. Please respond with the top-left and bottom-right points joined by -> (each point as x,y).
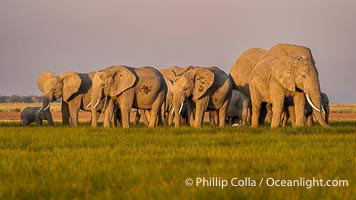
86,102 -> 92,108
178,102 -> 184,114
43,102 -> 51,111
306,94 -> 321,112
37,107 -> 43,113
171,108 -> 175,115
93,100 -> 100,109
321,105 -> 325,113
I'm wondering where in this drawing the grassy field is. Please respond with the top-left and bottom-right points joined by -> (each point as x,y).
0,122 -> 354,199
0,103 -> 62,112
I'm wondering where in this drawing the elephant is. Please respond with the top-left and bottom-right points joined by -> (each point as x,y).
90,65 -> 167,128
226,90 -> 250,126
282,92 -> 330,126
230,44 -> 328,127
248,43 -> 329,128
159,66 -> 193,125
209,90 -> 250,126
37,71 -> 102,127
21,105 -> 54,126
171,66 -> 232,128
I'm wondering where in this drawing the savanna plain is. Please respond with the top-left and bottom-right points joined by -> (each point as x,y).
0,103 -> 355,199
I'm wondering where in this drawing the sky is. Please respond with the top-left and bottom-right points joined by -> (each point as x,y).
0,0 -> 355,103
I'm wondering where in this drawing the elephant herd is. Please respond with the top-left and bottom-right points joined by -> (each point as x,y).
23,43 -> 330,128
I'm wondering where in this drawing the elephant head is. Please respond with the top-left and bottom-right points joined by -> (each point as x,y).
37,71 -> 81,111
171,66 -> 215,127
268,55 -> 329,127
90,65 -> 136,127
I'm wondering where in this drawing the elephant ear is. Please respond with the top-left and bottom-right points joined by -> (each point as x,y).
193,68 -> 215,99
59,72 -> 82,101
109,66 -> 136,96
37,71 -> 55,93
271,56 -> 296,92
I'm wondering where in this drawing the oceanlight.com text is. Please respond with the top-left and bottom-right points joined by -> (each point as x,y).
185,177 -> 349,189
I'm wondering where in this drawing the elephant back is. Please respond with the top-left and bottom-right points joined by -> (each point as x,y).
229,48 -> 267,96
135,66 -> 166,95
263,43 -> 315,65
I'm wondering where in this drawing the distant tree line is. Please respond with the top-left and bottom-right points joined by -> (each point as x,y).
0,95 -> 42,103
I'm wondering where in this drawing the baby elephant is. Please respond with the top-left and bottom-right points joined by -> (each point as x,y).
21,107 -> 54,126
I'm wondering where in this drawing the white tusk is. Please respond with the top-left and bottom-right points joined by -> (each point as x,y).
43,102 -> 51,111
86,102 -> 92,108
178,102 -> 184,114
306,93 -> 321,112
171,108 -> 175,115
321,105 -> 325,113
93,100 -> 100,109
37,107 -> 43,113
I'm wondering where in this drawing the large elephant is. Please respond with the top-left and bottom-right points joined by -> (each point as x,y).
249,44 -> 329,128
171,66 -> 232,128
21,105 -> 53,126
282,92 -> 330,126
37,71 -> 99,127
90,65 -> 167,128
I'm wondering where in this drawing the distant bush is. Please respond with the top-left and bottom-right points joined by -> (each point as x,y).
0,95 -> 62,103
0,95 -> 42,103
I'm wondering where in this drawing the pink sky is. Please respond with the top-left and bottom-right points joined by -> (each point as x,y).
0,0 -> 355,103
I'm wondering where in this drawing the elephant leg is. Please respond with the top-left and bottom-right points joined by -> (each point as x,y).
194,96 -> 209,128
218,98 -> 230,127
104,100 -> 114,128
293,92 -> 306,127
250,85 -> 262,128
271,95 -> 285,128
61,101 -> 70,125
133,109 -> 140,125
141,110 -> 150,126
118,89 -> 134,128
325,110 -> 329,124
69,106 -> 80,127
148,91 -> 165,128
306,114 -> 314,126
187,100 -> 195,126
35,117 -> 42,126
209,111 -> 215,125
167,108 -> 174,126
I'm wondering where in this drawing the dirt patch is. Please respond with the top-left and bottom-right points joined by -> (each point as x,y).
328,112 -> 356,121
0,111 -> 92,122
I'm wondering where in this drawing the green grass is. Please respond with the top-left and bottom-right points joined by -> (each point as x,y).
0,122 -> 355,199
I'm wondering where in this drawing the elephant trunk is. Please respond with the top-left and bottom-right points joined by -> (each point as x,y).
173,95 -> 184,128
91,90 -> 101,128
40,95 -> 52,111
44,109 -> 54,126
305,93 -> 330,128
41,96 -> 54,125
